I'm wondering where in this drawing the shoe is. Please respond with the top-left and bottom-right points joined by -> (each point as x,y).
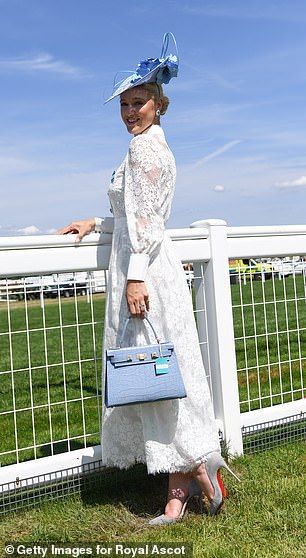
148,479 -> 204,526
204,451 -> 241,516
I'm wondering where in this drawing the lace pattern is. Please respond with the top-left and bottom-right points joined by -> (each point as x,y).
124,133 -> 175,258
101,125 -> 220,474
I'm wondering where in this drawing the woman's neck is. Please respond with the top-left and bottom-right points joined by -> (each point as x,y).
134,123 -> 160,136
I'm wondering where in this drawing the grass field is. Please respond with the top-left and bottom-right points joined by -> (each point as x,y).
0,275 -> 305,466
0,441 -> 305,558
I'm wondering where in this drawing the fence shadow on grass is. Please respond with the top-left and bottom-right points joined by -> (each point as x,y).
79,463 -> 168,518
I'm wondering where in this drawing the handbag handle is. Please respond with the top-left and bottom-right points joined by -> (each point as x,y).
118,314 -> 161,348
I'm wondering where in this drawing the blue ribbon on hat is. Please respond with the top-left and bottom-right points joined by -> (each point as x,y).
104,32 -> 179,104
132,53 -> 178,84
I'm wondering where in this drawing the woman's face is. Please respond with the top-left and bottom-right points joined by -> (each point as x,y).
120,87 -> 161,135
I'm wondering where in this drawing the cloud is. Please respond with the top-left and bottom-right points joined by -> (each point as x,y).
213,184 -> 225,192
275,175 -> 306,188
17,225 -> 40,235
0,53 -> 90,78
194,140 -> 242,167
0,225 -> 58,237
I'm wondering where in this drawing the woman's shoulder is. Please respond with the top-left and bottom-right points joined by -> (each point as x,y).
126,127 -> 175,169
128,132 -> 161,163
129,131 -> 157,150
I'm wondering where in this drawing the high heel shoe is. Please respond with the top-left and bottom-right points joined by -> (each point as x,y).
204,451 -> 241,516
148,479 -> 204,526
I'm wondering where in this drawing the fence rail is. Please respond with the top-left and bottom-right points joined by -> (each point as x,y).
1,219 -> 305,510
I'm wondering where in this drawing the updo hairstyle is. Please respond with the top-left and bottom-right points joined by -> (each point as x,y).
141,83 -> 170,116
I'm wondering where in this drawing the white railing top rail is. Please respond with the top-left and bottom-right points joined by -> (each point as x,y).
227,225 -> 306,237
0,228 -> 211,277
2,221 -> 306,249
0,227 -> 211,251
191,219 -> 306,237
1,220 -> 306,277
191,220 -> 306,259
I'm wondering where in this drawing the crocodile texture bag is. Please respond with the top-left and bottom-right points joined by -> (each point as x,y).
105,315 -> 187,407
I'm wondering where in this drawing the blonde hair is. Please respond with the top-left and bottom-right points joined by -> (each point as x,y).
140,83 -> 170,115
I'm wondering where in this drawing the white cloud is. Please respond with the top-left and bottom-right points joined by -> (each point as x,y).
17,225 -> 40,235
213,184 -> 225,192
275,175 -> 306,188
0,53 -> 90,78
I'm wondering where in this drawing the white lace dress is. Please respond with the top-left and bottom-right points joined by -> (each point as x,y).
98,124 -> 220,475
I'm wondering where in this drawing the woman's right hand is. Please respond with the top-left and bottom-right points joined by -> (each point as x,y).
56,218 -> 96,242
126,280 -> 150,319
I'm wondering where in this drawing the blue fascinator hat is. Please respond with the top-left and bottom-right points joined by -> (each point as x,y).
104,32 -> 179,104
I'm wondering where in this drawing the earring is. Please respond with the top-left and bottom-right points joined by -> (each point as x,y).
156,109 -> 161,116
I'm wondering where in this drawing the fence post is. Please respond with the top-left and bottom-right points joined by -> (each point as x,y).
191,219 -> 243,457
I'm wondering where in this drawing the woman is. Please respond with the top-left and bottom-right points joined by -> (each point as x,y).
58,34 -> 239,525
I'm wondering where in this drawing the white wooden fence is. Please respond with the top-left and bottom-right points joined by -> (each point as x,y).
0,219 -> 305,499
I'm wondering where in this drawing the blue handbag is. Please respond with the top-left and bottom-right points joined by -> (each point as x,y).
105,315 -> 187,408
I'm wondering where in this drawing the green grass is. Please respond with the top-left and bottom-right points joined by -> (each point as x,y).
0,276 -> 306,466
0,442 -> 305,558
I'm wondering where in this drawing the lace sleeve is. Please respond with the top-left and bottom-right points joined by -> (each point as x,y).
124,135 -> 168,281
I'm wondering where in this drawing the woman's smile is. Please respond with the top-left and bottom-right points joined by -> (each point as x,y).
126,118 -> 139,125
120,87 -> 159,135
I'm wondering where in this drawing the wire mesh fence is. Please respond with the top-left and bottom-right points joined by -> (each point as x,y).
242,412 -> 306,453
0,458 -> 106,515
1,255 -> 305,514
0,272 -> 106,468
229,256 -> 306,413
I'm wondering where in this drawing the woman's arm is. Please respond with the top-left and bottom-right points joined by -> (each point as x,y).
124,135 -> 169,318
57,216 -> 114,241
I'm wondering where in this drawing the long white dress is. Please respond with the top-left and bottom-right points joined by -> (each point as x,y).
99,124 -> 220,475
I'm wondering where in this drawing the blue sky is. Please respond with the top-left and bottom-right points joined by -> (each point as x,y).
1,0 -> 306,235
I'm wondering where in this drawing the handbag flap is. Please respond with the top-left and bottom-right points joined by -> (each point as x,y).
107,342 -> 173,366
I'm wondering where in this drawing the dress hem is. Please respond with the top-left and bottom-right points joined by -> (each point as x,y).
102,448 -> 221,476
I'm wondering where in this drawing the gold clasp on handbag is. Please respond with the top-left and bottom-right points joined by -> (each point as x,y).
137,353 -> 147,360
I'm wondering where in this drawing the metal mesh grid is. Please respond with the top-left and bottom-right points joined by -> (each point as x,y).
230,256 -> 306,413
0,458 -> 106,515
0,272 -> 106,468
242,412 -> 306,453
189,262 -> 214,397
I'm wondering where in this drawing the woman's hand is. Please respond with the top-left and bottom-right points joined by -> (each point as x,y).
56,218 -> 96,242
126,280 -> 150,319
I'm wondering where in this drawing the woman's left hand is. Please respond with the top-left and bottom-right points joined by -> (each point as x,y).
56,218 -> 95,242
126,280 -> 149,319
